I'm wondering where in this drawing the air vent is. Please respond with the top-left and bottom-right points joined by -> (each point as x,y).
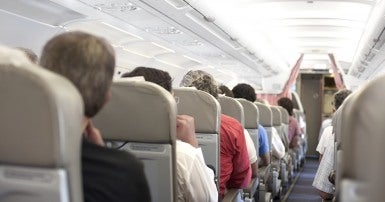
186,11 -> 242,50
145,26 -> 183,34
92,2 -> 139,12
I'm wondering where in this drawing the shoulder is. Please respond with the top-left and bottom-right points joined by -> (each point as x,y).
221,114 -> 243,132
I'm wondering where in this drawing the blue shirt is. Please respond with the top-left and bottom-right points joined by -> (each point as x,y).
258,124 -> 269,156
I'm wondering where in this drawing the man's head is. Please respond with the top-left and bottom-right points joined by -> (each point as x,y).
333,89 -> 352,110
277,97 -> 294,116
232,83 -> 256,102
40,31 -> 115,118
179,70 -> 218,98
122,66 -> 172,92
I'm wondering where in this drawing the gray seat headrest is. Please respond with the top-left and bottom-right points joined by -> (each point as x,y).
237,98 -> 259,129
278,106 -> 289,124
255,102 -> 273,127
94,80 -> 177,143
218,95 -> 244,127
0,47 -> 84,202
270,106 -> 282,126
173,88 -> 220,133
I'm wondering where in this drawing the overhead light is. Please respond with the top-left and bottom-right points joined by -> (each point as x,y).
151,42 -> 175,53
183,55 -> 202,64
164,0 -> 188,9
122,48 -> 152,59
65,21 -> 143,45
156,59 -> 184,69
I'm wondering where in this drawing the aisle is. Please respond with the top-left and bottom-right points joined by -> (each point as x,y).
285,158 -> 321,202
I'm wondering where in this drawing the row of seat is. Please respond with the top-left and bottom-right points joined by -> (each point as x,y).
0,60 -> 307,202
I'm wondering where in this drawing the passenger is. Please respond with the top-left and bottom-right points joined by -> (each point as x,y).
218,84 -> 257,178
316,89 -> 352,160
180,70 -> 251,199
312,89 -> 352,200
39,31 -> 151,202
218,85 -> 234,97
277,97 -> 302,149
232,83 -> 270,167
121,66 -> 218,202
15,47 -> 38,64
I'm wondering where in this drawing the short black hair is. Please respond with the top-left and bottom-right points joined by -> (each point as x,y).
122,66 -> 172,92
334,89 -> 352,110
277,97 -> 294,116
232,83 -> 256,102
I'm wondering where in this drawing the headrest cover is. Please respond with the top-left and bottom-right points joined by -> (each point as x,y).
278,106 -> 289,124
270,106 -> 282,126
218,95 -> 244,127
94,80 -> 177,143
0,46 -> 83,167
255,102 -> 273,127
237,98 -> 258,129
173,88 -> 220,133
341,76 -> 385,200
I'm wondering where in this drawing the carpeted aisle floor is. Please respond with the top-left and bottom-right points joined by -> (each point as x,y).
286,158 -> 322,202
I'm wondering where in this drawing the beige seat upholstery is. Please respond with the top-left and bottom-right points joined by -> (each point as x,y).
0,48 -> 84,202
237,98 -> 259,157
255,102 -> 273,150
93,80 -> 177,202
173,87 -> 221,186
218,95 -> 244,126
338,76 -> 385,202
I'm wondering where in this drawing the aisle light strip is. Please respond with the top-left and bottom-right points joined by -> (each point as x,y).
156,59 -> 185,69
151,42 -> 175,53
183,55 -> 202,63
101,22 -> 144,40
122,48 -> 152,58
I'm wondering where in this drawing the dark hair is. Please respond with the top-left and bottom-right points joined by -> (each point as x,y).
219,85 -> 234,97
16,47 -> 38,64
40,31 -> 115,118
122,67 -> 172,92
334,89 -> 352,110
277,97 -> 294,116
232,83 -> 256,102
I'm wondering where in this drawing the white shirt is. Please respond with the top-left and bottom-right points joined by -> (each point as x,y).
271,127 -> 285,159
316,125 -> 334,155
176,140 -> 218,202
313,143 -> 334,194
243,129 -> 258,164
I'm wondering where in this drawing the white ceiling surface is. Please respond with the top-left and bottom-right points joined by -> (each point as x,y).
0,0 -> 381,92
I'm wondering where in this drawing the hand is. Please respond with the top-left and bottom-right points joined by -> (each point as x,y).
85,120 -> 105,147
176,115 -> 198,148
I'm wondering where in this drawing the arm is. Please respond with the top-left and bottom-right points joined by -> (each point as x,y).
259,153 -> 270,167
176,115 -> 198,148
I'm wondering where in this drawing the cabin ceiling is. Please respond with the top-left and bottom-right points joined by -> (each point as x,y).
0,0 -> 382,93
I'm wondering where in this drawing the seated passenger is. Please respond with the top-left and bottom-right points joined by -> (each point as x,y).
232,83 -> 270,167
180,70 -> 251,199
39,31 -> 151,202
277,97 -> 302,149
218,84 -> 257,178
122,66 -> 218,202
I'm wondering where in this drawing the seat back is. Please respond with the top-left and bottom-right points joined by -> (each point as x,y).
93,81 -> 177,202
0,48 -> 83,202
237,98 -> 259,157
218,95 -> 245,127
271,106 -> 288,150
173,88 -> 221,184
339,76 -> 385,201
255,102 -> 273,152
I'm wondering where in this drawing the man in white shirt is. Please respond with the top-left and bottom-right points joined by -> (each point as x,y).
316,125 -> 334,161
